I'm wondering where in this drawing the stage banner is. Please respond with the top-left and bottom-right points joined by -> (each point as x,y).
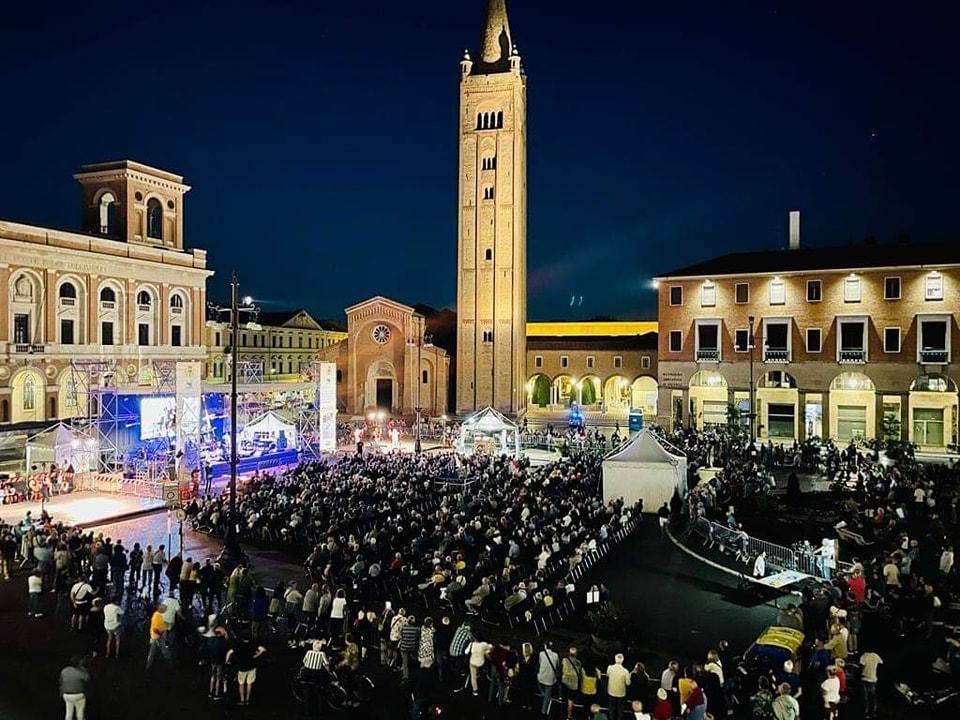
175,361 -> 203,479
318,362 -> 337,451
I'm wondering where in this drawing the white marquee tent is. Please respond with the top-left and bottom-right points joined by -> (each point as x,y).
457,407 -> 522,456
240,411 -> 298,450
25,423 -> 97,473
602,429 -> 687,512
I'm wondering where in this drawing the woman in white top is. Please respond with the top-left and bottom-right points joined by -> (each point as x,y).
820,666 -> 841,718
329,588 -> 347,639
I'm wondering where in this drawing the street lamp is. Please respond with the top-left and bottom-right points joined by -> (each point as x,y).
217,271 -> 256,572
748,315 -> 757,444
406,320 -> 432,455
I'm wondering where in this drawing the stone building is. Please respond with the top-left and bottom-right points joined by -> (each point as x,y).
655,218 -> 960,451
525,322 -> 659,420
456,0 -> 527,415
0,160 -> 210,425
204,308 -> 346,383
320,297 -> 450,417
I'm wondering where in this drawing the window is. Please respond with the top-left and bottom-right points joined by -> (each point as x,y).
299,337 -> 304,348
925,273 -> 944,301
476,111 -> 504,130
735,329 -> 749,352
843,276 -> 861,302
669,331 -> 682,353
806,328 -> 822,353
769,278 -> 785,305
884,327 -> 901,353
695,320 -> 720,362
763,320 -> 790,362
914,408 -> 945,447
669,286 -> 683,306
735,283 -> 749,304
641,356 -> 651,369
918,316 -> 950,363
138,323 -> 150,346
586,356 -> 595,369
484,248 -> 492,261
146,198 -> 163,240
215,332 -> 221,346
560,356 -> 569,368
22,376 -> 35,411
170,294 -> 184,310
806,279 -> 822,302
767,404 -> 796,439
422,370 -> 429,384
534,355 -> 543,368
101,321 -> 114,346
98,191 -> 118,235
59,283 -> 77,302
272,336 -> 277,348
60,319 -> 75,345
884,276 -> 901,300
137,290 -> 151,308
700,282 -> 716,307
613,356 -> 623,369
13,314 -> 30,344
483,187 -> 495,200
481,157 -> 497,170
838,319 -> 867,362
482,330 -> 493,343
241,334 -> 247,347
99,287 -> 116,304
837,405 -> 867,441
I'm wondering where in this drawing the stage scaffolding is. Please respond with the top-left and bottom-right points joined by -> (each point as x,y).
298,361 -> 337,459
69,360 -> 120,473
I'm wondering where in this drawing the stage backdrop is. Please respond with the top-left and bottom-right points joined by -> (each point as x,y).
318,362 -> 337,451
176,361 -> 202,480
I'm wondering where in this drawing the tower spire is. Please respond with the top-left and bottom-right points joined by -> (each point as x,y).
477,0 -> 513,72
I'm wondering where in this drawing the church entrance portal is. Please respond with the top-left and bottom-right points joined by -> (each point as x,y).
376,379 -> 393,411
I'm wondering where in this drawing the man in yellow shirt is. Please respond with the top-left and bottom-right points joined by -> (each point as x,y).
146,603 -> 170,669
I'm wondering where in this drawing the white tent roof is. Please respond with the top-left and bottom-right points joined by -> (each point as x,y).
461,406 -> 518,433
242,410 -> 296,435
27,422 -> 92,451
605,428 -> 685,465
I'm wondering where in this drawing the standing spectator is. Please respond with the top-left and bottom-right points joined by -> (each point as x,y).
418,617 -> 436,671
146,603 -> 169,669
227,633 -> 267,706
537,641 -> 560,716
337,633 -> 361,707
468,636 -> 493,697
487,639 -> 515,706
142,545 -> 155,591
330,588 -> 348,639
207,626 -> 230,700
251,586 -> 269,643
165,553 -> 183,595
102,598 -> 124,658
399,614 -> 421,682
434,615 -> 453,681
27,567 -> 43,617
388,608 -> 408,669
59,656 -> 90,720
820,667 -> 841,719
69,576 -> 94,631
109,544 -> 128,597
151,544 -> 166,595
606,653 -> 631,720
941,545 -> 955,578
652,688 -> 672,720
748,676 -> 774,719
302,582 -> 319,635
771,682 -> 800,720
561,646 -> 584,720
684,679 -> 706,720
128,543 -> 143,590
859,650 -> 883,719
449,618 -> 475,685
658,502 -> 670,534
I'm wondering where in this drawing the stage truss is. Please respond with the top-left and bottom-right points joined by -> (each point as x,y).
298,361 -> 337,459
69,360 -> 120,473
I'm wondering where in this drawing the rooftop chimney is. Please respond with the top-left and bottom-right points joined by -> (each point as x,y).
788,210 -> 800,250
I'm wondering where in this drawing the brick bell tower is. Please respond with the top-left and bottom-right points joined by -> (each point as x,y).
456,0 -> 527,415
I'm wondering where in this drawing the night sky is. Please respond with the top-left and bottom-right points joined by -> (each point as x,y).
1,1 -> 957,322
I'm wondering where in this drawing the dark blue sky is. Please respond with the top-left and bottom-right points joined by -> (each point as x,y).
1,1 -> 957,321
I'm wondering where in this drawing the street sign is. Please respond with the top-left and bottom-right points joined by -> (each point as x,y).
175,508 -> 187,521
162,484 -> 179,508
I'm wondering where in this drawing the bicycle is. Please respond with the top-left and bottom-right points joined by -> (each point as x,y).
291,667 -> 349,712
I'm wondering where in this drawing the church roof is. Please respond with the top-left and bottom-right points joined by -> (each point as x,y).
473,0 -> 514,75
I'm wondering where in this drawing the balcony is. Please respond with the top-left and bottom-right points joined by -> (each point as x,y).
763,349 -> 789,363
839,349 -> 866,364
920,349 -> 949,364
59,297 -> 76,307
696,348 -> 720,363
137,303 -> 152,312
13,344 -> 45,354
100,301 -> 116,310
171,307 -> 183,315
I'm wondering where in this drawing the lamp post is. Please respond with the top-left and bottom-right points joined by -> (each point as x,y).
748,315 -> 757,444
217,272 -> 256,571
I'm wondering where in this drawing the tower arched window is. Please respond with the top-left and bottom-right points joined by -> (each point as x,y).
476,113 -> 483,130
59,283 -> 77,300
497,111 -> 503,128
146,198 -> 163,240
98,191 -> 118,235
23,376 -> 35,411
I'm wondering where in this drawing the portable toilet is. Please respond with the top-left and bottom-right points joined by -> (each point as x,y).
628,409 -> 644,433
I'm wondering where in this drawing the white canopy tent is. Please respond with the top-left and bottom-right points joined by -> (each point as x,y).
457,407 -> 522,457
25,423 -> 97,473
240,410 -> 298,450
602,429 -> 687,512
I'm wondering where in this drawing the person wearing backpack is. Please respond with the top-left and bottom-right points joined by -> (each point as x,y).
560,645 -> 584,720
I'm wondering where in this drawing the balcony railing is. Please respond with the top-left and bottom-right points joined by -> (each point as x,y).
839,349 -> 866,363
171,307 -> 183,315
696,348 -> 720,362
764,349 -> 790,363
13,344 -> 45,354
137,303 -> 152,312
59,297 -> 76,307
100,301 -> 116,310
920,348 -> 949,364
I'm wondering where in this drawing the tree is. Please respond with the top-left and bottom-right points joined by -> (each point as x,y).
580,379 -> 597,406
532,375 -> 551,407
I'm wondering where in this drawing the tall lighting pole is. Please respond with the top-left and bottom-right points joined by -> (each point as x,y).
748,315 -> 757,444
407,320 -> 432,455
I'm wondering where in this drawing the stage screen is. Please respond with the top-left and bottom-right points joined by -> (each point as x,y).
141,397 -> 176,440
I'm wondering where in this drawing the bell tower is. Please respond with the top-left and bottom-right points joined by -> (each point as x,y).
456,0 -> 527,415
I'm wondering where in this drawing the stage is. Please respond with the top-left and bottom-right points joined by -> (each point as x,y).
0,492 -> 164,528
